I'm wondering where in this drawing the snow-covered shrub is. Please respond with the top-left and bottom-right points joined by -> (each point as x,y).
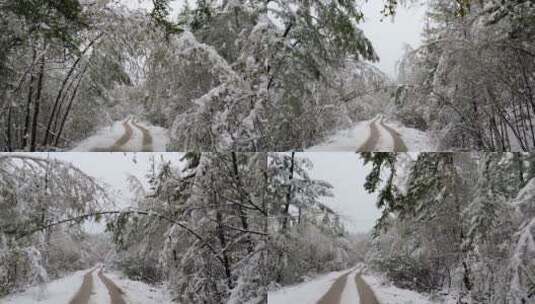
269,224 -> 356,285
0,155 -> 108,295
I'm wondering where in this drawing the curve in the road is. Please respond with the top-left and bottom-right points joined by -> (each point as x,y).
91,119 -> 134,152
379,119 -> 408,152
110,120 -> 134,151
98,270 -> 127,304
132,120 -> 153,152
358,118 -> 380,152
357,117 -> 409,152
68,269 -> 94,304
316,271 -> 353,304
355,274 -> 380,304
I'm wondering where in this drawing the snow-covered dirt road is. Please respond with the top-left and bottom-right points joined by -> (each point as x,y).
68,269 -> 96,304
2,266 -> 172,304
71,118 -> 168,152
307,115 -> 434,152
269,268 -> 438,304
269,268 -> 380,304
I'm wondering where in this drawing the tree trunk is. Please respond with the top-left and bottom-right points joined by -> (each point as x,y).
6,105 -> 12,152
215,203 -> 233,289
42,33 -> 102,146
54,66 -> 87,146
22,50 -> 36,150
230,152 -> 253,254
281,152 -> 295,231
30,55 -> 45,152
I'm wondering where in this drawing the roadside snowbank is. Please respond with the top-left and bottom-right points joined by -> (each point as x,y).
106,272 -> 173,304
306,122 -> 370,151
383,120 -> 437,151
362,273 -> 440,304
1,268 -> 90,304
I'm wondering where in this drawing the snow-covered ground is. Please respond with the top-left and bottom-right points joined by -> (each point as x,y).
268,270 -> 353,304
362,273 -> 440,304
382,119 -> 436,151
307,122 -> 371,151
1,267 -> 172,304
307,115 -> 436,151
106,272 -> 173,304
71,117 -> 168,152
268,267 -> 439,304
92,270 -> 111,304
1,268 -> 90,304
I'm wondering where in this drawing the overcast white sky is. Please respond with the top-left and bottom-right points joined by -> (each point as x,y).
119,0 -> 427,77
32,153 -> 182,200
359,1 -> 427,77
301,153 -> 381,234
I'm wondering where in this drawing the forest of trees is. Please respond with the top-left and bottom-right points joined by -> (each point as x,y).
1,0 -> 533,151
0,0 -> 390,152
0,153 -> 270,304
2,151 -> 535,303
111,152 -> 269,304
266,153 -> 365,287
0,154 -> 110,297
363,152 -> 535,303
394,0 -> 535,151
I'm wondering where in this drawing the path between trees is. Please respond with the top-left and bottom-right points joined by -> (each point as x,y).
68,269 -> 94,304
90,118 -> 154,152
69,267 -> 127,304
131,120 -> 154,152
315,271 -> 380,304
98,269 -> 127,304
357,116 -> 408,152
355,274 -> 380,304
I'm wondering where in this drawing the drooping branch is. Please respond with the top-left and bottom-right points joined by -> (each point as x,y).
14,210 -> 225,264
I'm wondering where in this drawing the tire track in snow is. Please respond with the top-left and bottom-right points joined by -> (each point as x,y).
357,116 -> 408,152
316,271 -> 353,304
379,118 -> 408,152
357,118 -> 380,152
68,269 -> 95,304
132,120 -> 153,152
91,119 -> 134,152
355,274 -> 380,304
98,269 -> 127,304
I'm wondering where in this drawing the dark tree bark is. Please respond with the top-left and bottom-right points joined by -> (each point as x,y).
281,152 -> 295,231
5,105 -> 12,152
54,65 -> 87,146
230,152 -> 255,254
22,50 -> 36,150
30,55 -> 45,152
42,33 -> 102,146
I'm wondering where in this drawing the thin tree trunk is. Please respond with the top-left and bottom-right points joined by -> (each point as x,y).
54,66 -> 87,146
6,105 -> 12,152
281,152 -> 295,231
42,33 -> 102,146
30,55 -> 45,152
214,189 -> 233,289
22,50 -> 36,150
230,152 -> 253,254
